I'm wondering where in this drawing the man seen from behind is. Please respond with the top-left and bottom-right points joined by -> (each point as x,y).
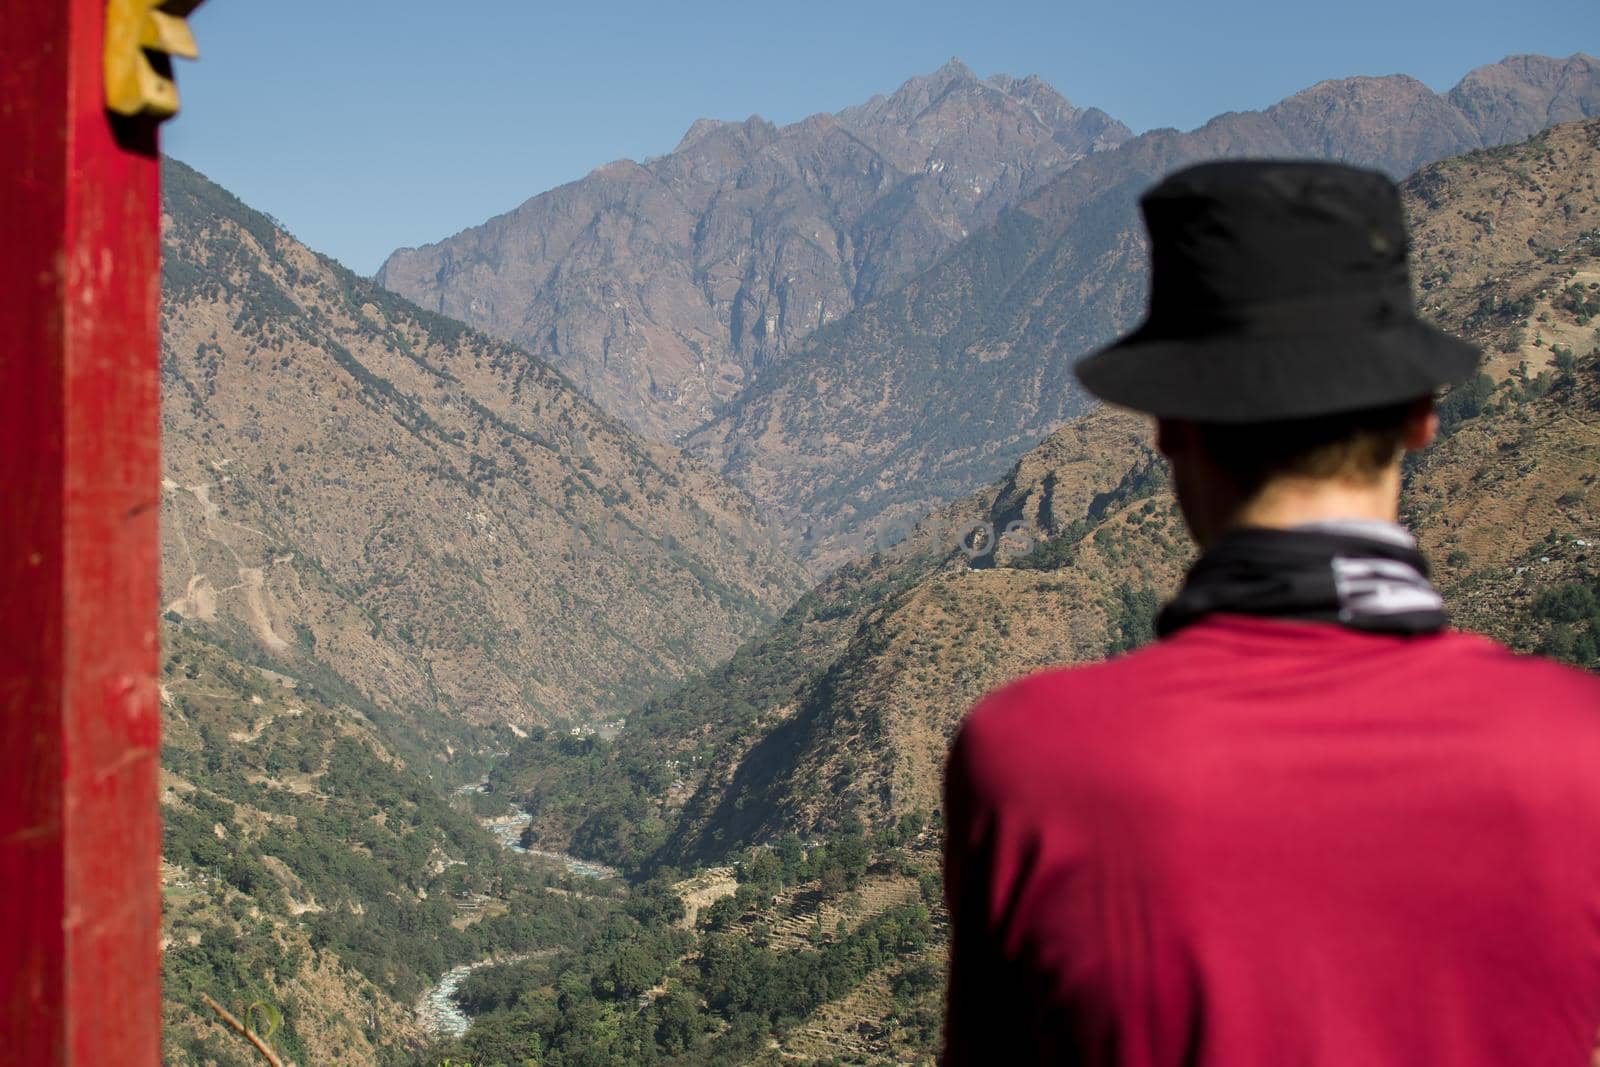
942,160 -> 1600,1066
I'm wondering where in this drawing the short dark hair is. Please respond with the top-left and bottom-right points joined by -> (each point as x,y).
1194,400 -> 1418,498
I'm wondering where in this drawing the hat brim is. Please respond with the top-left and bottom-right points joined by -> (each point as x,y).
1073,318 -> 1482,422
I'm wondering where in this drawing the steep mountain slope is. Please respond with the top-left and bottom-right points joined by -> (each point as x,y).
1399,121 -> 1600,661
666,411 -> 1181,862
159,160 -> 820,1066
689,53 -> 1600,572
376,60 -> 1129,440
161,159 -> 807,742
491,403 -> 1160,870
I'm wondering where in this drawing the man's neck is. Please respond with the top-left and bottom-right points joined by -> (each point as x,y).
1230,469 -> 1402,533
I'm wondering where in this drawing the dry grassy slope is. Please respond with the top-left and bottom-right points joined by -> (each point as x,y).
1405,118 -> 1600,378
689,53 -> 1600,573
667,120 -> 1600,866
161,159 -> 807,737
1399,119 -> 1600,638
1417,381 -> 1600,650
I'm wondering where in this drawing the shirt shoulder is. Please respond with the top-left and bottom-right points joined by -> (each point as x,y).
951,645 -> 1178,788
1427,633 -> 1600,742
952,625 -> 1600,788
1429,630 -> 1600,699
961,656 -> 1129,739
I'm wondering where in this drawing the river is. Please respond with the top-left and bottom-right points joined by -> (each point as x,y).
479,812 -> 622,880
416,809 -> 619,1037
416,956 -> 522,1039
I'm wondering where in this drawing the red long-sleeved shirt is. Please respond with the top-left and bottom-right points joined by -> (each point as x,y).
944,616 -> 1600,1066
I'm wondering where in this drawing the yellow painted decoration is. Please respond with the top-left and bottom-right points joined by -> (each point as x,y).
105,0 -> 205,120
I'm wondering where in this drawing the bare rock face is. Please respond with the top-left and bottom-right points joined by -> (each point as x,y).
375,59 -> 1132,441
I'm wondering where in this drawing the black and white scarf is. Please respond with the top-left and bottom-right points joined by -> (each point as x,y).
1156,519 -> 1447,638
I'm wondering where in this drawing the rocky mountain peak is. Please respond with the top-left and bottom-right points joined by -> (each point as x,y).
910,56 -> 980,96
924,55 -> 979,89
834,57 -> 982,128
673,113 -> 778,155
838,56 -> 1100,139
1448,52 -> 1600,145
1454,52 -> 1600,95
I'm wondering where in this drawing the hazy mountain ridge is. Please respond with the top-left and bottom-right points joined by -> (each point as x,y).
688,53 -> 1600,572
1446,52 -> 1600,144
376,59 -> 1131,440
161,158 -> 807,741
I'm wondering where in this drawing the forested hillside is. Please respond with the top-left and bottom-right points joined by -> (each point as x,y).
160,627 -> 615,1066
157,159 -> 805,1065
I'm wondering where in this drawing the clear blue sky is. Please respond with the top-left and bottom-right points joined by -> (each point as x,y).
164,0 -> 1594,275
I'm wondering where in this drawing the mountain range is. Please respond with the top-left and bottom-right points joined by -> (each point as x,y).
686,52 -> 1600,570
376,59 -> 1131,441
378,54 -> 1598,573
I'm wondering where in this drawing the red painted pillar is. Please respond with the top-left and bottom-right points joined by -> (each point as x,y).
0,1 -> 164,1064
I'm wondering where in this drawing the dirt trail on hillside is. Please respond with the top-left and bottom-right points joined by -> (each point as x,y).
189,479 -> 272,542
166,471 -> 302,654
238,559 -> 293,653
164,573 -> 219,622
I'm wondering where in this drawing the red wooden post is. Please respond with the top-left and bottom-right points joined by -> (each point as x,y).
0,1 -> 166,1063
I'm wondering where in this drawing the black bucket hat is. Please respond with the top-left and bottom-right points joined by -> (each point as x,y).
1074,160 -> 1480,421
